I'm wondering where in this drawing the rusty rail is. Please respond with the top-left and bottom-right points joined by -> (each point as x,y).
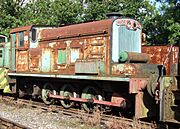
0,117 -> 31,129
0,95 -> 156,129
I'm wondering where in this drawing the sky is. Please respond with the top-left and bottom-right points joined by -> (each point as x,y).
150,0 -> 162,9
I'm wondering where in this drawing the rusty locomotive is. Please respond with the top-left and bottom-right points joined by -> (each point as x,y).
0,16 -> 179,124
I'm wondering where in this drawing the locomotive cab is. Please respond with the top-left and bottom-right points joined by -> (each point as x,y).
10,25 -> 54,72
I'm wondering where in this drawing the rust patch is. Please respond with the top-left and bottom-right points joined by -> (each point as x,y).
129,78 -> 148,93
10,25 -> 33,34
29,48 -> 42,72
50,36 -> 108,75
111,93 -> 126,108
112,64 -> 136,76
112,63 -> 161,77
142,46 -> 179,75
16,50 -> 29,72
40,19 -> 113,41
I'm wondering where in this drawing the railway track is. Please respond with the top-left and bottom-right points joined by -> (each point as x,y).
0,117 -> 31,129
0,95 -> 156,129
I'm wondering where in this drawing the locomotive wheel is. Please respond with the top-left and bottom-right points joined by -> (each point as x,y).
60,84 -> 76,108
81,86 -> 102,112
42,83 -> 54,105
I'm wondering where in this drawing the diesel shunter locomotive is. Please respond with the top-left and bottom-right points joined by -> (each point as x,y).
0,15 -> 179,124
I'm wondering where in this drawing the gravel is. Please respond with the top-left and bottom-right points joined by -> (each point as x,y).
0,101 -> 97,129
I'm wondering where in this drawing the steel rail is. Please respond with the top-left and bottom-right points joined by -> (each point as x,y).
0,117 -> 31,129
0,95 -> 156,129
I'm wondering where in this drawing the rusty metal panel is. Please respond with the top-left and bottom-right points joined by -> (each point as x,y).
129,78 -> 157,118
10,25 -> 54,34
112,64 -> 136,77
10,25 -> 33,34
75,59 -> 105,74
29,48 -> 42,72
38,19 -> 111,75
16,50 -> 29,72
40,19 -> 113,41
51,35 -> 108,75
129,78 -> 148,93
112,63 -> 161,77
87,38 -> 106,60
16,30 -> 30,72
142,46 -> 179,75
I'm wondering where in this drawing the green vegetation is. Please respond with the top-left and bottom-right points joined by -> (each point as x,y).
0,0 -> 179,44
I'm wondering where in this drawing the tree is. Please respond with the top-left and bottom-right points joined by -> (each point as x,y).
143,0 -> 180,44
20,0 -> 83,26
0,0 -> 83,36
165,1 -> 180,44
82,0 -> 156,22
0,0 -> 24,36
1,0 -> 178,45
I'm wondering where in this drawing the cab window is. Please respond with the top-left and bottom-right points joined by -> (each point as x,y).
19,31 -> 24,47
31,28 -> 37,42
0,37 -> 5,43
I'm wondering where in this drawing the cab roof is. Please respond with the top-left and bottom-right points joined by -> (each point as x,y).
10,25 -> 54,34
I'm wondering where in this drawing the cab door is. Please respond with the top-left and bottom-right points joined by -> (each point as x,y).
16,31 -> 29,72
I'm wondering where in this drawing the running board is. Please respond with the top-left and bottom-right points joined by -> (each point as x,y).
8,73 -> 130,82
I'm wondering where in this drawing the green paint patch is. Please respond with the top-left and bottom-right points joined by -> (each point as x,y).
58,49 -> 66,64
